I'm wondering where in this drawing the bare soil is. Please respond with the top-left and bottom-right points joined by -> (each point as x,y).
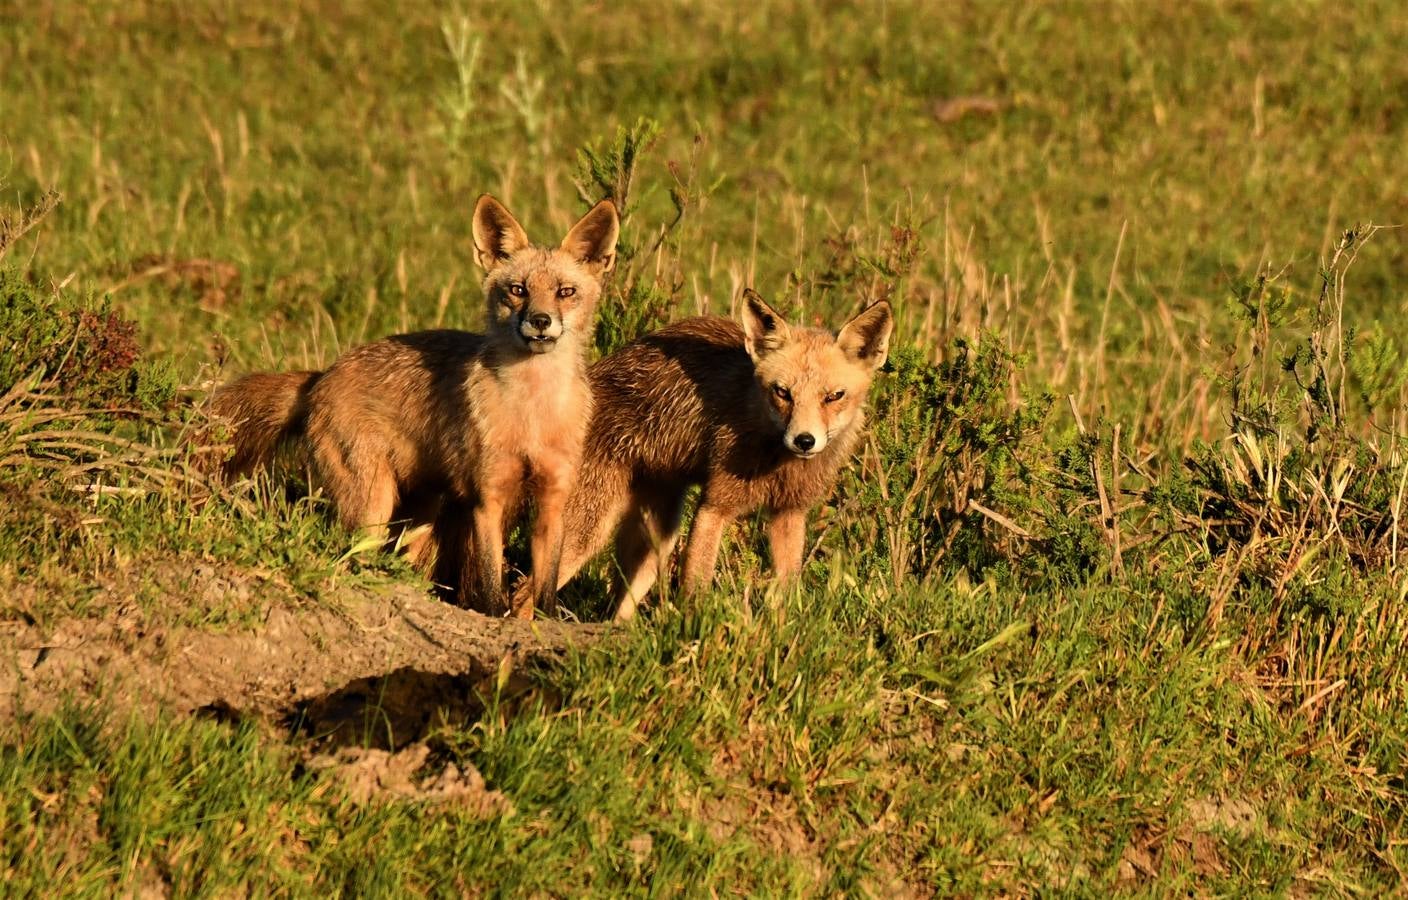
0,563 -> 602,748
307,742 -> 515,816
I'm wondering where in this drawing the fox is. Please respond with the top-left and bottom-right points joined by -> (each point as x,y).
210,194 -> 620,617
535,288 -> 892,620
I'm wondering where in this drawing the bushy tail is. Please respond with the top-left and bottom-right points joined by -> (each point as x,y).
209,370 -> 321,478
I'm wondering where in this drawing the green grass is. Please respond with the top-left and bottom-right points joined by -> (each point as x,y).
3,0 -> 1408,894
6,582 -> 1403,893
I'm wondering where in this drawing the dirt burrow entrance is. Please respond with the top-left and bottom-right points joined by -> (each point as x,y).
0,566 -> 603,749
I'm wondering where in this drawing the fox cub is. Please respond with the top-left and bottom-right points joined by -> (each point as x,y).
212,195 -> 620,616
548,289 -> 892,619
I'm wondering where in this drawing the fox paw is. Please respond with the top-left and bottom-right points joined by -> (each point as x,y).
507,578 -> 536,619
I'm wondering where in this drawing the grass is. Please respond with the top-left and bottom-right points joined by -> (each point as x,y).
3,0 -> 1408,894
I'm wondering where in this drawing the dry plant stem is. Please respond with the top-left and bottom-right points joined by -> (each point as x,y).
0,189 -> 60,262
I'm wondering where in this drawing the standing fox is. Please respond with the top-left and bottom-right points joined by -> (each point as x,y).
543,289 -> 892,619
211,195 -> 620,616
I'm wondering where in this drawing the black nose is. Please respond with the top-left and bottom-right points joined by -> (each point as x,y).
527,312 -> 553,331
793,433 -> 815,451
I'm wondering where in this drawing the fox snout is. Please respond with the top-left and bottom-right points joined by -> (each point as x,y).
518,307 -> 563,352
784,421 -> 826,458
787,430 -> 819,455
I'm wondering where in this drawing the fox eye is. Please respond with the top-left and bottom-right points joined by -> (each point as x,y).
824,389 -> 846,404
557,285 -> 577,299
508,283 -> 527,298
772,384 -> 792,402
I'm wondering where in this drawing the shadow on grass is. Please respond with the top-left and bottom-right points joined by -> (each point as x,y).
269,659 -> 567,752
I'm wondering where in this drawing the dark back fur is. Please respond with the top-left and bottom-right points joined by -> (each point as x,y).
585,316 -> 858,513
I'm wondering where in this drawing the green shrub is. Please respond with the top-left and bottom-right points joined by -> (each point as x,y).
0,270 -> 175,411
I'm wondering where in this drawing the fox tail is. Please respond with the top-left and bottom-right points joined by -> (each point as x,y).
208,370 -> 321,478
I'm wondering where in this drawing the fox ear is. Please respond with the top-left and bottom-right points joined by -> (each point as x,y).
472,194 -> 531,272
837,301 -> 893,371
561,199 -> 620,275
741,288 -> 790,359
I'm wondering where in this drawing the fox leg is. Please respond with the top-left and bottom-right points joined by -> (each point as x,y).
467,499 -> 508,615
401,529 -> 438,571
550,498 -> 624,593
553,468 -> 632,592
612,491 -> 686,621
766,507 -> 808,582
341,464 -> 398,539
304,407 -> 399,536
309,442 -> 398,540
396,492 -> 444,573
427,500 -> 469,600
506,465 -> 631,614
680,501 -> 736,594
518,459 -> 576,619
468,461 -> 521,616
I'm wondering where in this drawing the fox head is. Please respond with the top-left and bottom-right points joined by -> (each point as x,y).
472,195 -> 620,355
741,289 -> 893,459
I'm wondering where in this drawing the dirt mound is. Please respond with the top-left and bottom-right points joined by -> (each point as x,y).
307,742 -> 513,816
0,565 -> 602,744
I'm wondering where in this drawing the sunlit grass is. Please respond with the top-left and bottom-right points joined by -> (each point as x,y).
2,0 -> 1407,893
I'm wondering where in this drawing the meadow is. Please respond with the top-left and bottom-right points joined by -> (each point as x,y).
3,0 -> 1408,894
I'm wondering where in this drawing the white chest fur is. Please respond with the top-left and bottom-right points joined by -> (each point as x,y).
467,350 -> 591,469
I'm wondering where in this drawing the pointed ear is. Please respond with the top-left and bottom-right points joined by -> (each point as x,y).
560,199 -> 620,275
472,194 -> 531,272
836,301 -> 893,371
741,288 -> 791,359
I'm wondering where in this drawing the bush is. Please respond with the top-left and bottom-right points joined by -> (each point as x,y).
0,270 -> 176,411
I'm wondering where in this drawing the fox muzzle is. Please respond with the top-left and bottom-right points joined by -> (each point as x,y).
519,310 -> 563,353
784,427 -> 825,458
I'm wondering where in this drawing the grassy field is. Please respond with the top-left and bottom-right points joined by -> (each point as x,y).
4,0 -> 1408,894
